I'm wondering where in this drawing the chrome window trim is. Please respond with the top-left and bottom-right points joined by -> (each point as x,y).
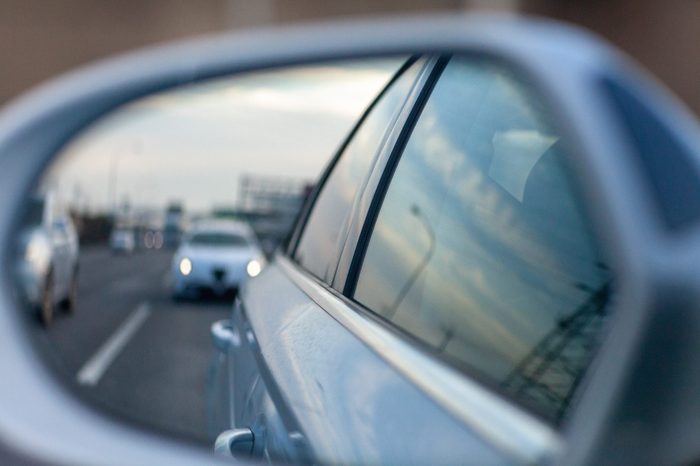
277,254 -> 562,465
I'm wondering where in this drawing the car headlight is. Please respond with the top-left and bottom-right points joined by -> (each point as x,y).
246,259 -> 262,278
179,257 -> 192,276
25,237 -> 50,271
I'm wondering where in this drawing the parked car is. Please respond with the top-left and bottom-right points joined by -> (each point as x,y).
16,194 -> 80,325
172,219 -> 264,300
109,227 -> 136,254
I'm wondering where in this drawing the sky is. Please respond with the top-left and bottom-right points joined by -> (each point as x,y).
44,58 -> 403,215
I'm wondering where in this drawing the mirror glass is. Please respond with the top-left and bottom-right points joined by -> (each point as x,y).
12,54 -> 614,465
16,58 -> 402,444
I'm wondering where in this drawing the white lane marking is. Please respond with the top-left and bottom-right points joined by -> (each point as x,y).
76,302 -> 151,386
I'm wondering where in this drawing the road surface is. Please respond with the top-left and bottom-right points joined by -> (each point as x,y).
27,245 -> 231,446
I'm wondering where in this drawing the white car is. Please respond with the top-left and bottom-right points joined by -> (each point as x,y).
16,195 -> 80,325
171,220 -> 264,300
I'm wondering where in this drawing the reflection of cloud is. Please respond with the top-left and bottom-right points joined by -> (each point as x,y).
52,109 -> 355,210
357,213 -> 532,377
354,59 -> 607,386
133,62 -> 398,119
489,130 -> 557,202
46,60 -> 400,211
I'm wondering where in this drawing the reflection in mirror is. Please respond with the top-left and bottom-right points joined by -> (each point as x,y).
11,53 -> 615,465
14,58 -> 402,447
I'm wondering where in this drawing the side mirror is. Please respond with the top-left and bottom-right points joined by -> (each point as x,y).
1,13 -> 700,466
211,319 -> 239,352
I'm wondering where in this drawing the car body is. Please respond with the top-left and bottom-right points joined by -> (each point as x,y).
15,194 -> 80,325
171,219 -> 264,300
109,227 -> 136,254
208,51 -> 685,465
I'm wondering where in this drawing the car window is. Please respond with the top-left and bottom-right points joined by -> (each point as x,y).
188,232 -> 248,247
293,59 -> 423,281
353,56 -> 611,423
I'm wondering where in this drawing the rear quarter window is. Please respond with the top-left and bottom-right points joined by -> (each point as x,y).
293,60 -> 423,282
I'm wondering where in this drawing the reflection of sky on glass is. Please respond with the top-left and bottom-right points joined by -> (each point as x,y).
294,60 -> 422,280
354,58 -> 608,421
46,59 -> 402,213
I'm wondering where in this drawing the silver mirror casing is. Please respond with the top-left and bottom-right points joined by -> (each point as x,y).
1,13 -> 700,466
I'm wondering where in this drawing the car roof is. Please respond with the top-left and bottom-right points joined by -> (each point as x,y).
188,218 -> 253,236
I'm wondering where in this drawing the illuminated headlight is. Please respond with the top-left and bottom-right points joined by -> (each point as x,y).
25,238 -> 50,271
179,257 -> 192,276
246,259 -> 262,278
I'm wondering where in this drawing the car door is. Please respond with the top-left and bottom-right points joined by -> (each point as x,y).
217,54 -> 615,465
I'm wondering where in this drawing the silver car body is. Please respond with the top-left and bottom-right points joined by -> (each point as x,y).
16,194 -> 79,312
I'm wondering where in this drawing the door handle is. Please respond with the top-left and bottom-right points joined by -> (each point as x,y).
214,428 -> 254,458
211,319 -> 239,352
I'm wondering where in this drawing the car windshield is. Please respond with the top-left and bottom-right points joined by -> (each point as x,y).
188,232 -> 248,247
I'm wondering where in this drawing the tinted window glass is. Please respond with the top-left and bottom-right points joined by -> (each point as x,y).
354,57 -> 611,422
294,60 -> 422,281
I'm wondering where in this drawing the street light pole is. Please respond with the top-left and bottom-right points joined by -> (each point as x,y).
108,148 -> 120,220
108,140 -> 140,221
385,205 -> 436,319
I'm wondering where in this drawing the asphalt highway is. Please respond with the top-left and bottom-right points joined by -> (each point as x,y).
26,245 -> 231,446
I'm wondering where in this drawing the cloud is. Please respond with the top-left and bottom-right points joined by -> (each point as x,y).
44,60 -> 400,212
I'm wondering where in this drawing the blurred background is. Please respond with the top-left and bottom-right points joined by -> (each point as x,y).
4,0 -> 699,458
1,0 -> 699,116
